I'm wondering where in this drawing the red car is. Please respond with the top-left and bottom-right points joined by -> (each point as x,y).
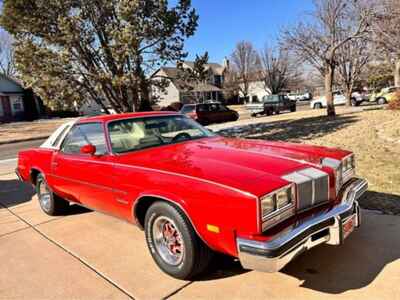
16,112 -> 367,279
180,103 -> 239,125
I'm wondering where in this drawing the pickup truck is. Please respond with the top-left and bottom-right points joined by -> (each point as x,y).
246,94 -> 297,117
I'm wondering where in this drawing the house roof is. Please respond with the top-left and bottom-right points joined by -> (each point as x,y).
191,83 -> 221,92
182,61 -> 225,76
0,73 -> 25,93
155,61 -> 224,93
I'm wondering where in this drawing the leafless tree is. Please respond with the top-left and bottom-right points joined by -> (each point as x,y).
259,45 -> 300,94
371,0 -> 400,87
0,30 -> 16,76
283,0 -> 371,117
230,41 -> 260,100
336,37 -> 370,106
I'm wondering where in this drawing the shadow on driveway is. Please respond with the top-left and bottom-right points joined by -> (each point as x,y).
0,179 -> 35,208
281,205 -> 400,293
0,178 -> 91,215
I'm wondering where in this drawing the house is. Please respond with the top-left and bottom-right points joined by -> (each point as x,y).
238,72 -> 271,103
152,60 -> 228,108
0,74 -> 42,122
239,79 -> 271,103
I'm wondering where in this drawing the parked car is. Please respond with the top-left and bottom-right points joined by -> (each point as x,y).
370,86 -> 399,104
288,92 -> 312,101
16,112 -> 367,279
246,94 -> 296,117
351,90 -> 369,106
310,91 -> 367,109
180,102 -> 239,125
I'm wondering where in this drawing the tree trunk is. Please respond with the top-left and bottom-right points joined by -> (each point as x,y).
325,64 -> 336,117
394,58 -> 400,87
345,90 -> 352,107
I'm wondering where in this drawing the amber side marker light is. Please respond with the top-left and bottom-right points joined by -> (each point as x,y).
207,224 -> 220,233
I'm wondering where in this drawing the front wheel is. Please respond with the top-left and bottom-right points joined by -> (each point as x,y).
377,97 -> 387,105
290,106 -> 296,112
145,202 -> 213,280
36,174 -> 69,216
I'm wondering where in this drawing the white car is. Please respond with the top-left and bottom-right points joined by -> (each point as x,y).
310,91 -> 368,109
310,92 -> 346,109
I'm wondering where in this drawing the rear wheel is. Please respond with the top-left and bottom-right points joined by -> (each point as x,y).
314,103 -> 323,109
145,201 -> 213,280
36,174 -> 69,216
377,97 -> 387,105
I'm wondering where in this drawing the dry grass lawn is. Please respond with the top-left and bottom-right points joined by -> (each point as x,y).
216,107 -> 400,215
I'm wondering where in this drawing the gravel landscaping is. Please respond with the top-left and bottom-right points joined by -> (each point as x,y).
210,107 -> 400,215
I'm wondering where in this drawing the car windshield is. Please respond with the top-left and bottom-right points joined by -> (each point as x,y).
108,115 -> 214,153
180,105 -> 195,114
264,95 -> 279,103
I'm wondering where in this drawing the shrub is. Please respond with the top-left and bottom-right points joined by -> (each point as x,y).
388,91 -> 400,110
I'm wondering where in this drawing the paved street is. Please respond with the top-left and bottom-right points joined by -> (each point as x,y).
1,155 -> 400,299
0,139 -> 45,160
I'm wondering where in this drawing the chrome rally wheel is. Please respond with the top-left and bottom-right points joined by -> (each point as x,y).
144,201 -> 213,280
35,173 -> 69,216
38,178 -> 52,212
153,216 -> 185,266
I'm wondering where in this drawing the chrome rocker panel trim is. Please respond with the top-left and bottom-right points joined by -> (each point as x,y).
237,178 -> 368,273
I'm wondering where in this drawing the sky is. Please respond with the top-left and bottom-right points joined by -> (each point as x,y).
184,0 -> 314,63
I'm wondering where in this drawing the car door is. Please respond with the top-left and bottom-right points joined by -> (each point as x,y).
216,104 -> 232,122
333,92 -> 346,105
51,122 -> 119,215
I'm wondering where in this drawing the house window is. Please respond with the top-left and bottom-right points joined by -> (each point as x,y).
11,96 -> 24,115
0,101 -> 3,117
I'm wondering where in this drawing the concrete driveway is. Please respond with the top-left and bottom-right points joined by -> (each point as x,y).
1,161 -> 400,299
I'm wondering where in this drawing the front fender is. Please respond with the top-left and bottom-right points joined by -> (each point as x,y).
133,191 -> 218,251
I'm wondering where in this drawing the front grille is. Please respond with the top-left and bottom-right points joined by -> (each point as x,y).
283,168 -> 329,211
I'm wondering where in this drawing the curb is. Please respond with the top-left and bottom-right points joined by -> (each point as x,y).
0,136 -> 49,146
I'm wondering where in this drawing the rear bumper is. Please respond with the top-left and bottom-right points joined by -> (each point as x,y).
237,178 -> 367,272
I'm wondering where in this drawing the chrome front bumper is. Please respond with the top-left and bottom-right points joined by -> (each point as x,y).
237,178 -> 368,272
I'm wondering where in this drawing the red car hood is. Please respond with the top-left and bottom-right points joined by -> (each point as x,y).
116,137 -> 350,197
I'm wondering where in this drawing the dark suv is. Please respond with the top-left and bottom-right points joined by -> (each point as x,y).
180,103 -> 239,125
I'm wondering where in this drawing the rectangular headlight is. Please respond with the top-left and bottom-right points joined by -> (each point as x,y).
276,188 -> 292,209
260,184 -> 296,231
261,195 -> 275,217
260,185 -> 294,219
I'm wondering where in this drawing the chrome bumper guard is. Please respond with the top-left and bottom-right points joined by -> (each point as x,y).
237,178 -> 368,272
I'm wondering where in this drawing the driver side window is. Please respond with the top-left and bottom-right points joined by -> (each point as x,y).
62,123 -> 107,155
